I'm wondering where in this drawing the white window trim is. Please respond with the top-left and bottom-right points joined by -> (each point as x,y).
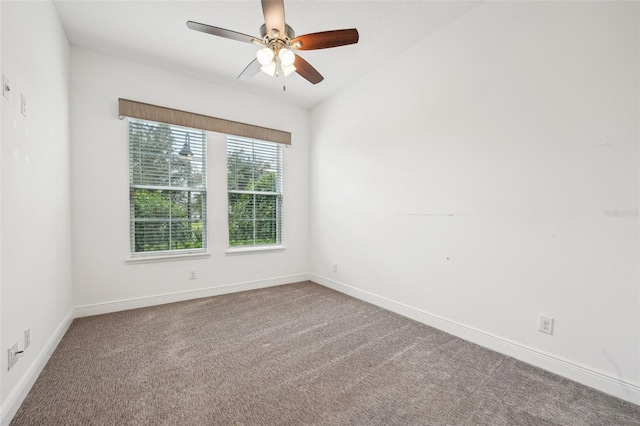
225,245 -> 285,255
226,136 -> 284,249
126,251 -> 211,264
128,119 -> 208,258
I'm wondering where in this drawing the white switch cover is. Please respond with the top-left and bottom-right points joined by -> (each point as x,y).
21,94 -> 27,117
7,342 -> 18,370
2,75 -> 10,100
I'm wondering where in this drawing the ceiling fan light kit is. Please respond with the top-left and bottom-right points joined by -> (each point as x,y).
256,48 -> 274,66
278,49 -> 295,67
261,62 -> 277,77
281,63 -> 297,77
187,0 -> 359,85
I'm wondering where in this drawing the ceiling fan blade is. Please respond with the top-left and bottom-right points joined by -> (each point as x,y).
187,21 -> 261,44
238,59 -> 262,80
291,29 -> 359,50
294,54 -> 324,84
261,0 -> 285,36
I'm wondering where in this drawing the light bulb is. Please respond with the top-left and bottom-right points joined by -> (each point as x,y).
278,48 -> 295,67
256,48 -> 274,66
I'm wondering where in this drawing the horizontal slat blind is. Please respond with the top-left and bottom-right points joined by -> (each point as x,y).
129,120 -> 206,189
119,98 -> 291,145
228,138 -> 282,192
227,137 -> 283,247
129,119 -> 207,254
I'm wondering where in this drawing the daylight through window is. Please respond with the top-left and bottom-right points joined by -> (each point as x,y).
227,137 -> 283,247
129,119 -> 207,255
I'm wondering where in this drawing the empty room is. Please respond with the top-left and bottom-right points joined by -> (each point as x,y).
1,0 -> 639,424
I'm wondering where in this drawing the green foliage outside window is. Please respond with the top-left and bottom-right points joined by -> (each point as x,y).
129,120 -> 206,254
132,189 -> 204,252
227,141 -> 282,247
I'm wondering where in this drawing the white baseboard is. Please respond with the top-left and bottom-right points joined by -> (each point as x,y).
311,274 -> 640,406
0,310 -> 74,426
3,272 -> 636,426
74,274 -> 311,318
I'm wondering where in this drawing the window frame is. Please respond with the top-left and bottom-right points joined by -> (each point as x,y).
127,118 -> 208,259
226,136 -> 284,250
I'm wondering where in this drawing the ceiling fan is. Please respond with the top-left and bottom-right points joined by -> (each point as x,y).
187,0 -> 359,85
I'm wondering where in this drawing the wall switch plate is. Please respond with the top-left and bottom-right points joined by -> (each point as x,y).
7,342 -> 18,370
24,328 -> 31,350
539,315 -> 554,335
21,93 -> 27,116
2,75 -> 10,100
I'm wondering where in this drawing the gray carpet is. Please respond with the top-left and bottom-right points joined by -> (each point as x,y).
10,281 -> 640,425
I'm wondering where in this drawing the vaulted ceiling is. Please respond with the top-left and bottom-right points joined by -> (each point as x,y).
54,0 -> 480,109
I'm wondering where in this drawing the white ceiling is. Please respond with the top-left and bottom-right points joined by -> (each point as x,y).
53,0 -> 480,109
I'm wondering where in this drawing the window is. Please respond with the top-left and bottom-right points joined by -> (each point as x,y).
227,137 -> 283,247
129,119 -> 207,255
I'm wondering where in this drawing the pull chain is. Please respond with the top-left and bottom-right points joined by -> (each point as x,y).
276,55 -> 286,92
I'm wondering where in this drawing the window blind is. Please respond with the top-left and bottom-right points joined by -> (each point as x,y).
129,119 -> 207,254
227,137 -> 283,247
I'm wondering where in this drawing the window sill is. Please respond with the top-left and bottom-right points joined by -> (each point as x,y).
126,251 -> 211,264
225,245 -> 285,255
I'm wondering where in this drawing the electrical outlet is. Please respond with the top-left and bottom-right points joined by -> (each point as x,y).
24,328 -> 31,350
539,315 -> 554,335
189,271 -> 197,280
7,342 -> 18,370
333,264 -> 338,273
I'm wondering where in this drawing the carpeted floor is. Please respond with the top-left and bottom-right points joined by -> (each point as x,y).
10,281 -> 640,425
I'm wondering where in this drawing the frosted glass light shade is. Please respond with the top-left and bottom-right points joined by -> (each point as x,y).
256,48 -> 274,66
260,62 -> 277,76
278,48 -> 295,67
282,64 -> 296,77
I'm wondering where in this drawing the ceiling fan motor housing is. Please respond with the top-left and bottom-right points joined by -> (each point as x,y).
260,23 -> 296,50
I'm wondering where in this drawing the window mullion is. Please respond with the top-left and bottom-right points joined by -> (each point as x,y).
168,191 -> 173,250
253,194 -> 258,244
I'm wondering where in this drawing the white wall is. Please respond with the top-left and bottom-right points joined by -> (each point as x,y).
1,0 -> 73,421
70,48 -> 310,311
310,1 -> 639,403
0,0 -> 3,409
0,1 -> 637,421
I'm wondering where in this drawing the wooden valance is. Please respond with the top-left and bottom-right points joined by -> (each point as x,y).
118,98 -> 291,145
